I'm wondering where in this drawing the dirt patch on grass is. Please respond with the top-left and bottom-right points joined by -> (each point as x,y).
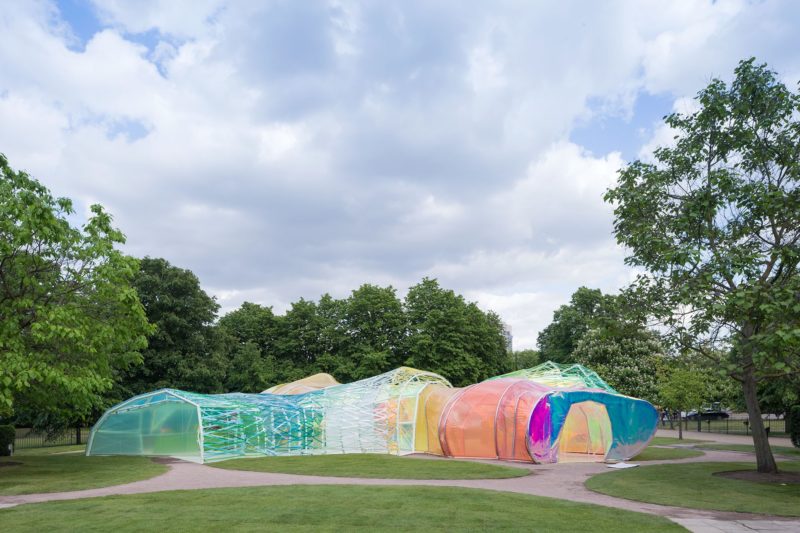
713,469 -> 800,484
0,461 -> 22,468
151,457 -> 185,464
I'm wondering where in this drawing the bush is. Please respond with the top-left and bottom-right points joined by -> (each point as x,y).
790,405 -> 800,448
0,424 -> 15,456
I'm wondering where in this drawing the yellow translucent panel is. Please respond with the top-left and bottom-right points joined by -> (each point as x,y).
415,385 -> 458,455
557,401 -> 612,461
262,373 -> 340,394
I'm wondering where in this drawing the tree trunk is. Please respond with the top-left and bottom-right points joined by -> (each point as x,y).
668,411 -> 674,430
678,411 -> 683,440
742,363 -> 778,473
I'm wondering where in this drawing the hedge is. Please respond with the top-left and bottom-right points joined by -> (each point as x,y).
0,424 -> 14,456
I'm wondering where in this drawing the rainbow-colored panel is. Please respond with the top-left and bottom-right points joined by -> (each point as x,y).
87,362 -> 658,464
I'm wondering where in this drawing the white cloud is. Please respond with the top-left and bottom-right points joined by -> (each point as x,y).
1,1 -> 799,349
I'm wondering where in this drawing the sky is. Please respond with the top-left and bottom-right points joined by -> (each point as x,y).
2,1 -> 800,349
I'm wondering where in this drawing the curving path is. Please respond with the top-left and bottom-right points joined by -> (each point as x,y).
1,447 -> 798,532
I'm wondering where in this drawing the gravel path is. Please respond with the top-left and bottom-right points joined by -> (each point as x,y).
1,445 -> 798,532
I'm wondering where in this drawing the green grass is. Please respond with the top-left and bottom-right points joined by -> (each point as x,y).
0,485 -> 685,532
212,453 -> 530,479
0,449 -> 168,495
14,445 -> 87,456
586,461 -> 800,516
695,443 -> 800,458
631,447 -> 704,461
649,437 -> 705,446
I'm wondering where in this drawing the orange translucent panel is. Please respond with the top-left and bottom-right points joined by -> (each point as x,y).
439,379 -> 549,459
495,382 -> 544,461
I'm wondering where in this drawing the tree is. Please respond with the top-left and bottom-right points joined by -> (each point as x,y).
404,278 -> 508,386
512,349 -> 541,370
605,59 -> 800,472
218,302 -> 280,392
118,257 -> 225,395
218,302 -> 278,354
658,368 -> 705,440
537,287 -> 606,362
755,375 -> 800,428
339,284 -> 406,380
572,330 -> 665,403
0,154 -> 151,420
274,297 -> 329,381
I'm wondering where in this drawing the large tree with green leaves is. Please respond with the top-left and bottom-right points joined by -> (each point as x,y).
0,154 -> 151,420
572,330 -> 665,403
605,59 -> 800,473
119,257 -> 226,395
536,287 -> 607,363
335,284 -> 406,381
218,302 -> 280,392
403,278 -> 509,386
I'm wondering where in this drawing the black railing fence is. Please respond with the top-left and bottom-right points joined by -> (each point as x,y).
659,416 -> 787,437
14,427 -> 90,449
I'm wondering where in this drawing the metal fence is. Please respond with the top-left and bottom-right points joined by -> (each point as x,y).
14,427 -> 90,449
660,417 -> 787,437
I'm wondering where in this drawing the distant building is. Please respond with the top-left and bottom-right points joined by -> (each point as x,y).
501,321 -> 513,353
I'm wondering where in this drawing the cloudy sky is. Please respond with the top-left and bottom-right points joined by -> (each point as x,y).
2,1 -> 800,348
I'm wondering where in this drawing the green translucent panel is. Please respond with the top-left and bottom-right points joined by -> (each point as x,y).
88,394 -> 200,460
89,367 -> 451,463
491,362 -> 617,393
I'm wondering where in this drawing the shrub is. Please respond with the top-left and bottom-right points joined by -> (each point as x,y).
0,424 -> 15,456
790,405 -> 800,448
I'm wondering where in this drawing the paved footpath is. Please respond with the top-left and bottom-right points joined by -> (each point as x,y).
1,435 -> 798,533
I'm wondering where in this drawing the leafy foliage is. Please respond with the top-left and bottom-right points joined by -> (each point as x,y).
605,59 -> 800,472
572,330 -> 665,403
790,405 -> 800,448
0,154 -> 150,420
536,287 -> 607,362
0,424 -> 14,456
404,278 -> 509,386
511,349 -> 541,370
117,257 -> 225,396
657,367 -> 705,439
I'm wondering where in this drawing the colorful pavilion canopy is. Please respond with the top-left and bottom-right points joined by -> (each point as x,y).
87,362 -> 658,464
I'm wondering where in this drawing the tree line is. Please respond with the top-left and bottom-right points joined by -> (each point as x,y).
0,157 -> 511,431
117,257 -> 511,400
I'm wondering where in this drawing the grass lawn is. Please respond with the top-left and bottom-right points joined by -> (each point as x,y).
631,447 -> 704,461
212,453 -> 529,479
695,443 -> 800,459
14,445 -> 87,456
0,446 -> 168,496
0,485 -> 684,532
649,437 -> 706,446
586,461 -> 800,516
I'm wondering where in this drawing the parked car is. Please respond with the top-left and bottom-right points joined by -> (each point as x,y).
685,403 -> 730,421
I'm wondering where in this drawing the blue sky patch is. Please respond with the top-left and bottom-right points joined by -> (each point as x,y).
570,92 -> 674,161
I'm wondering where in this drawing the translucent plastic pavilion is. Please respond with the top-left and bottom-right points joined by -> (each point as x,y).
87,362 -> 658,464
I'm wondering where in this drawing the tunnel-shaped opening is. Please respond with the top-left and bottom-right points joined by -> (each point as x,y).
556,400 -> 612,463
